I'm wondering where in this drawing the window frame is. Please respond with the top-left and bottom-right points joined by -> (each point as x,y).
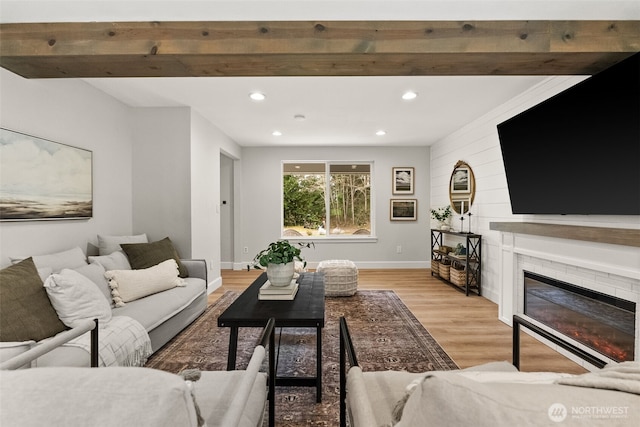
281,160 -> 376,241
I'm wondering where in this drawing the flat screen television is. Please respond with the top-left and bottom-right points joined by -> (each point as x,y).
497,52 -> 639,215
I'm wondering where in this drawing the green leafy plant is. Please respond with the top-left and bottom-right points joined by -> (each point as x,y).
252,240 -> 314,269
430,205 -> 452,222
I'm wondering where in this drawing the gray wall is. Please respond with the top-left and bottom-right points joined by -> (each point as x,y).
128,107 -> 241,286
0,70 -> 241,290
238,146 -> 431,269
190,111 -> 242,284
130,107 -> 192,257
0,69 -> 134,266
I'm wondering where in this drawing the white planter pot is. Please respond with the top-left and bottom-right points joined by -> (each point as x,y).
266,262 -> 295,287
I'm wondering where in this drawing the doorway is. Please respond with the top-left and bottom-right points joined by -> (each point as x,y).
220,153 -> 234,269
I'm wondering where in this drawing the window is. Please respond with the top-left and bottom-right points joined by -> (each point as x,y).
282,162 -> 372,238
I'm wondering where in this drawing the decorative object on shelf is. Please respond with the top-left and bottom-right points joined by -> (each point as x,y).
390,199 -> 417,221
0,128 -> 93,221
458,211 -> 466,233
258,279 -> 299,300
449,160 -> 476,215
430,228 -> 482,296
392,167 -> 414,195
265,261 -> 295,288
430,205 -> 452,230
251,240 -> 314,287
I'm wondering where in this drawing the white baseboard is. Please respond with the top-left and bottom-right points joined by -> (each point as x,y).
233,262 -> 255,271
230,260 -> 429,270
207,276 -> 222,294
329,260 -> 429,269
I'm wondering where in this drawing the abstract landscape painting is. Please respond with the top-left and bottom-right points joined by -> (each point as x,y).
0,128 -> 92,221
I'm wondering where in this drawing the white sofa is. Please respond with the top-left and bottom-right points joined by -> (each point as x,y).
0,236 -> 208,368
339,317 -> 640,427
35,258 -> 207,367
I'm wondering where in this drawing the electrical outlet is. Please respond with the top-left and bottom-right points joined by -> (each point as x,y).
243,246 -> 249,254
396,245 -> 402,254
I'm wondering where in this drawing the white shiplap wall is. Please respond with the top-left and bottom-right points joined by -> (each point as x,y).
430,75 -> 640,304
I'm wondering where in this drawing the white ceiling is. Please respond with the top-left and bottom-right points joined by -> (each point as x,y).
2,1 -> 638,147
85,76 -> 549,147
3,1 -> 638,23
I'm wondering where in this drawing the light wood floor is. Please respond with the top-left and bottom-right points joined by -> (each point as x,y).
210,268 -> 588,374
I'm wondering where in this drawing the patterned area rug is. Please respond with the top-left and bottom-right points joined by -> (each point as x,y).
145,290 -> 458,426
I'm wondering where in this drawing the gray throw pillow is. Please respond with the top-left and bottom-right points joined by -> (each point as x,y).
121,237 -> 188,278
97,234 -> 148,256
0,258 -> 67,342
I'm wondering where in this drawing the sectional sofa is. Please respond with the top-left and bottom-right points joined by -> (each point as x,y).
0,234 -> 208,368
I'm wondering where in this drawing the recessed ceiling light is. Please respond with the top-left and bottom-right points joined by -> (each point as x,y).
272,130 -> 282,136
402,91 -> 418,100
376,130 -> 387,136
249,92 -> 266,101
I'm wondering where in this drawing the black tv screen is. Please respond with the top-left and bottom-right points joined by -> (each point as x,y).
497,52 -> 640,215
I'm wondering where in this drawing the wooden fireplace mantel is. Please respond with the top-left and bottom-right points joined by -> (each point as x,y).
489,222 -> 640,248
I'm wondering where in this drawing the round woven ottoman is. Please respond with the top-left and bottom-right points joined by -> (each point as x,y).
316,259 -> 358,297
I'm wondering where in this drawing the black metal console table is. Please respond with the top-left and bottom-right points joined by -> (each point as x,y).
430,228 -> 482,296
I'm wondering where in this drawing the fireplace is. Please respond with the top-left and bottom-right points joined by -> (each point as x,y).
524,271 -> 636,363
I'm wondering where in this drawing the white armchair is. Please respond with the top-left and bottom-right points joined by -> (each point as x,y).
339,317 -> 640,427
1,318 -> 276,427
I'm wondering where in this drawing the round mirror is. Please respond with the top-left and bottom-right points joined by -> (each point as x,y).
448,160 -> 476,214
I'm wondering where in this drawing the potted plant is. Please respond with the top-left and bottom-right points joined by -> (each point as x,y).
430,205 -> 452,230
252,240 -> 314,287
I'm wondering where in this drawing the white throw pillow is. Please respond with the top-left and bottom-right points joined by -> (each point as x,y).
88,250 -> 131,271
11,247 -> 87,274
105,259 -> 186,307
98,234 -> 148,256
43,269 -> 112,328
0,341 -> 36,369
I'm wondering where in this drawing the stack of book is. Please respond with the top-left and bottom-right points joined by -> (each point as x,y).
258,279 -> 299,300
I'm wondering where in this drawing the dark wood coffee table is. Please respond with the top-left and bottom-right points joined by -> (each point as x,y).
218,271 -> 325,402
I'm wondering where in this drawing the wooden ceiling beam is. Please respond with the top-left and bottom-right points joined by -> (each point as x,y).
1,21 -> 638,78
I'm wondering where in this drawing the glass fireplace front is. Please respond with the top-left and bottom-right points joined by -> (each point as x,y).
524,271 -> 635,363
